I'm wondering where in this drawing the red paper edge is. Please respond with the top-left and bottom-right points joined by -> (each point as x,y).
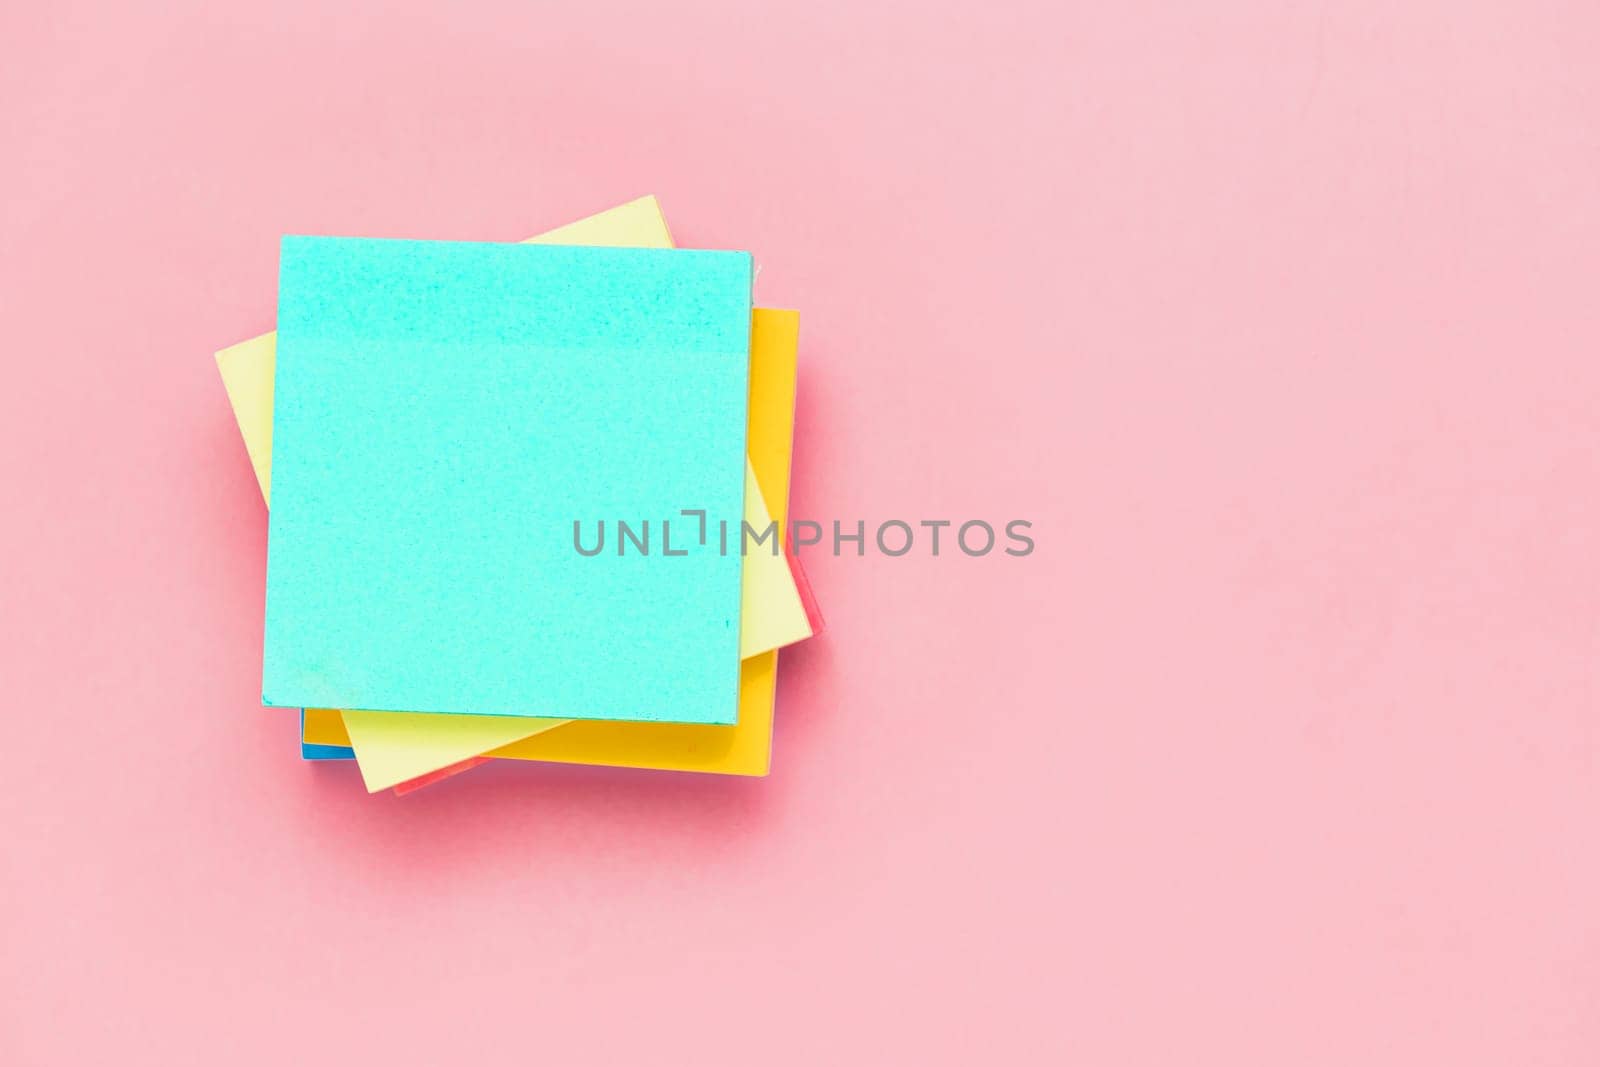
785,541 -> 825,636
392,756 -> 492,797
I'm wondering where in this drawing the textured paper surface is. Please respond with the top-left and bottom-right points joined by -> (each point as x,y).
263,237 -> 752,723
739,467 -> 809,655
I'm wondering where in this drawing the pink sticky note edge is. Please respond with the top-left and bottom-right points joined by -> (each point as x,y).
391,756 -> 492,797
785,542 -> 824,636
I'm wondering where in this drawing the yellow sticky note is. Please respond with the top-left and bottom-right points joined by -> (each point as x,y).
339,710 -> 565,792
216,197 -> 809,784
740,467 -> 809,656
215,334 -> 277,502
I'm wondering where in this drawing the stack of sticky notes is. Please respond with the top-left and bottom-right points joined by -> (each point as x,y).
217,196 -> 822,794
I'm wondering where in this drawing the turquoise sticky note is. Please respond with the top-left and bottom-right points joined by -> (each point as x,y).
263,238 -> 751,724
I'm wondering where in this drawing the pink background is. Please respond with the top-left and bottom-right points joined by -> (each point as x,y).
3,3 -> 1599,1063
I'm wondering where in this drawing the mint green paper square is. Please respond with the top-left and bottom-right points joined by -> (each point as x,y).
262,237 -> 750,724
